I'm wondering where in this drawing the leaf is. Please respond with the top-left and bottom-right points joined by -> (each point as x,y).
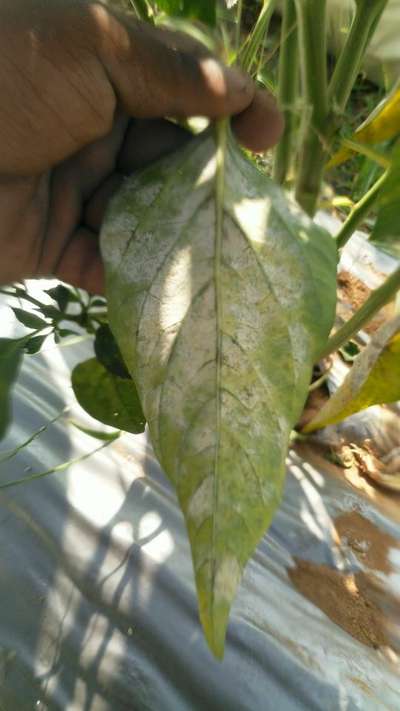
100,131 -> 337,657
0,338 -> 25,440
37,304 -> 62,320
328,84 -> 400,169
94,324 -> 131,379
303,316 -> 400,433
90,297 -> 107,308
69,421 -> 121,441
24,334 -> 48,355
71,358 -> 146,434
12,307 -> 48,331
369,141 -> 400,259
57,328 -> 80,338
45,284 -> 76,311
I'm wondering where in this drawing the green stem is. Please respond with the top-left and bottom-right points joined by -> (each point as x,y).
317,265 -> 400,360
239,0 -> 276,75
0,437 -> 118,491
273,0 -> 298,184
293,0 -> 329,215
235,0 -> 243,54
129,0 -> 154,23
328,0 -> 389,114
336,170 -> 388,249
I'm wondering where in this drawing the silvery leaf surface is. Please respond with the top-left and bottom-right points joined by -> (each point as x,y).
100,132 -> 337,657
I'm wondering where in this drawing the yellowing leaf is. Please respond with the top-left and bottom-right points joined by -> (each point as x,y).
101,131 -> 337,657
304,315 -> 400,433
328,84 -> 400,169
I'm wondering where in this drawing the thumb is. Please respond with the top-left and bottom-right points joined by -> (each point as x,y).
91,5 -> 255,120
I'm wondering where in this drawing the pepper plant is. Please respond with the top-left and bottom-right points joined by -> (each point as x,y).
1,0 -> 400,658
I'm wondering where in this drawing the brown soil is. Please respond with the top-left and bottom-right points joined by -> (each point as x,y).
337,271 -> 393,334
288,558 -> 390,649
335,510 -> 399,575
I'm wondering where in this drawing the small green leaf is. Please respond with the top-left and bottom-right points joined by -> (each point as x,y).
71,358 -> 146,434
0,338 -> 25,440
24,334 -> 48,355
45,284 -> 75,311
94,324 -> 131,379
69,421 -> 121,441
37,305 -> 62,320
12,307 -> 47,330
339,340 -> 360,363
90,297 -> 107,308
304,316 -> 400,432
370,141 -> 400,259
57,328 -> 80,338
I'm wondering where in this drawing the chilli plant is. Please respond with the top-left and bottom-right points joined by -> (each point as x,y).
1,0 -> 400,658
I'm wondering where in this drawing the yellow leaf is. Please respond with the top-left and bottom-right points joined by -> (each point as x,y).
303,316 -> 400,432
327,84 -> 400,169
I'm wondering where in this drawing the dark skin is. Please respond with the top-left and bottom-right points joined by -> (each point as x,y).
0,0 -> 284,294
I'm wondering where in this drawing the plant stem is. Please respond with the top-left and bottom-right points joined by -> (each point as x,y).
239,0 -> 276,75
336,170 -> 388,249
293,0 -> 329,215
317,265 -> 400,360
235,0 -> 243,54
129,0 -> 154,23
0,437 -> 118,491
328,0 -> 389,115
273,0 -> 298,184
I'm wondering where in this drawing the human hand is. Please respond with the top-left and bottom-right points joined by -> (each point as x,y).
0,0 -> 283,294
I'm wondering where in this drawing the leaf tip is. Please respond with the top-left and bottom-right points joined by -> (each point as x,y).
196,553 -> 243,660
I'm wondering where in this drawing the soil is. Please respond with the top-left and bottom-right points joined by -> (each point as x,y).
296,442 -> 400,526
288,558 -> 391,649
298,385 -> 330,429
337,271 -> 393,335
335,510 -> 399,575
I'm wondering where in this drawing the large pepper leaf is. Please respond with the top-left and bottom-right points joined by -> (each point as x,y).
100,131 -> 337,657
304,315 -> 400,433
369,140 -> 400,259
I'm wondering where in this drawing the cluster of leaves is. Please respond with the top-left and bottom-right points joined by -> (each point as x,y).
0,283 -> 145,442
0,283 -> 87,439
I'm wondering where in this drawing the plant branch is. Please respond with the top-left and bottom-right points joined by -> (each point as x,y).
328,0 -> 389,115
273,0 -> 298,184
336,170 -> 388,249
293,0 -> 328,215
317,265 -> 400,360
238,0 -> 276,75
